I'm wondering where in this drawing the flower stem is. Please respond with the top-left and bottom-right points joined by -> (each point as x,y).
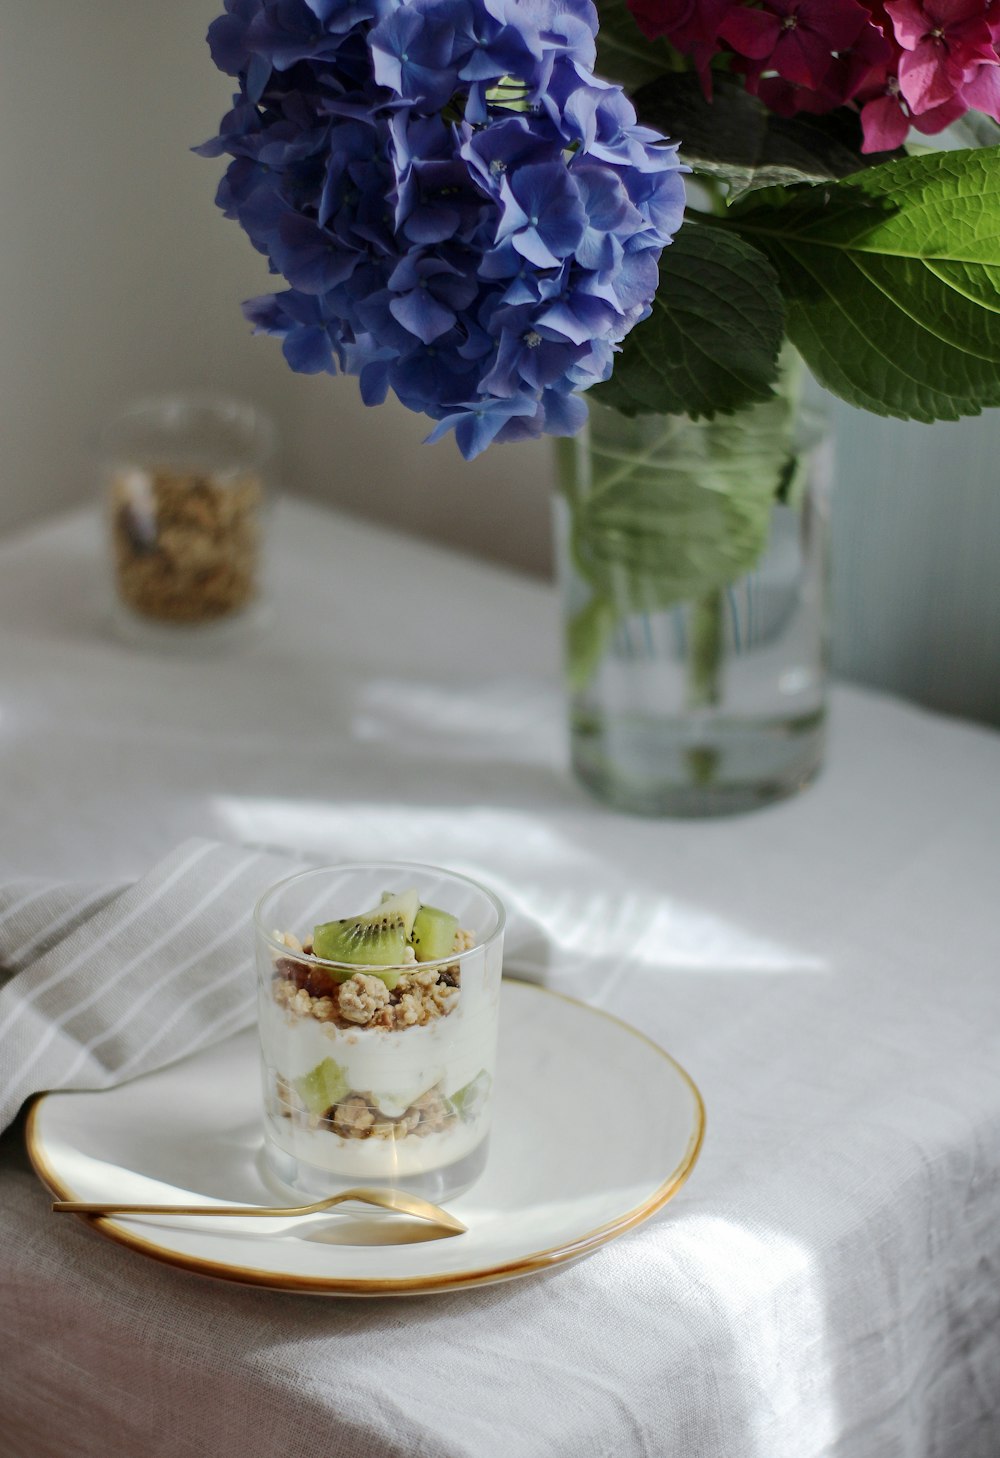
685,591 -> 725,786
687,590 -> 724,710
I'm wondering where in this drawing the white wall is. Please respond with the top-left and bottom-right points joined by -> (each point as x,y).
1,2 -> 998,722
830,404 -> 1000,727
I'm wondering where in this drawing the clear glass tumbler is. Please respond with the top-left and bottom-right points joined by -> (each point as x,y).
254,863 -> 505,1203
102,393 -> 275,649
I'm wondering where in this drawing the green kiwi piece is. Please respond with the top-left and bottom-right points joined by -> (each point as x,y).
450,1070 -> 491,1122
411,903 -> 460,963
295,1057 -> 348,1116
313,889 -> 418,986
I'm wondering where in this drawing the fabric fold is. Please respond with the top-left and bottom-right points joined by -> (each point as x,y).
0,838 -> 305,1132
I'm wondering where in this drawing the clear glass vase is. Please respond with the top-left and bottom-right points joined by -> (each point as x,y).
554,387 -> 831,817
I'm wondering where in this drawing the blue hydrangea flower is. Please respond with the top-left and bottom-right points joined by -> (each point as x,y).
198,0 -> 685,458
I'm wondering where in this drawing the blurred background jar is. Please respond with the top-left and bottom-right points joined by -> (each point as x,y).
102,395 -> 275,649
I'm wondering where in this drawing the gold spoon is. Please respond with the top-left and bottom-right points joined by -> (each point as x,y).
52,1185 -> 466,1235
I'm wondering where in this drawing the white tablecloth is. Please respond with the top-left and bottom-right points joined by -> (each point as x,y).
2,501 -> 999,1458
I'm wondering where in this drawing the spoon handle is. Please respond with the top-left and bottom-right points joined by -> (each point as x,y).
53,1201 -> 312,1216
51,1187 -> 466,1234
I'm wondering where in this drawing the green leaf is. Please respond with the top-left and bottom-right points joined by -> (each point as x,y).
727,147 -> 1000,421
633,76 -> 894,198
923,259 -> 1000,315
572,378 -> 800,617
594,0 -> 678,93
732,147 -> 1000,258
591,220 -> 784,419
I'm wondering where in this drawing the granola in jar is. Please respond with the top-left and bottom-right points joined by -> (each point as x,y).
110,467 -> 263,624
103,395 -> 272,636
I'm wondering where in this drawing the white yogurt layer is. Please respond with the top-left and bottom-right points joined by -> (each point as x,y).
260,998 -> 496,1115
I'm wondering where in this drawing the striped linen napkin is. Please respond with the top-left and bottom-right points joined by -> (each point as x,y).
0,839 -> 304,1133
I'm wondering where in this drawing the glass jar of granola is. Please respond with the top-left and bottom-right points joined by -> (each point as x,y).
102,395 -> 275,647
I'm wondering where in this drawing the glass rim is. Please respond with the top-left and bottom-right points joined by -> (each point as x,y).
253,860 -> 506,973
101,391 -> 276,463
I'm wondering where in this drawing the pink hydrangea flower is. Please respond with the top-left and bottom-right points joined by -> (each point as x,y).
720,0 -> 871,91
852,2 -> 971,148
627,0 -> 745,91
759,10 -> 892,118
885,0 -> 997,112
856,68 -> 966,148
627,0 -> 732,41
963,55 -> 1000,114
624,0 -> 1000,147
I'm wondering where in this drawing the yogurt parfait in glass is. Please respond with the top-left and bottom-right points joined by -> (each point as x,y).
254,864 -> 504,1203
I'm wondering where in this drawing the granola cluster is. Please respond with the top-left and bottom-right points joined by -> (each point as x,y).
110,468 -> 262,623
276,1076 -> 456,1141
272,955 -> 461,1031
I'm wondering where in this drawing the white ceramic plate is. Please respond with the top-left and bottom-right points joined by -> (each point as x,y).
28,980 -> 704,1296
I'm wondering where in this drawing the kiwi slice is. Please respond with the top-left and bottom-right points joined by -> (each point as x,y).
312,888 -> 418,987
295,1057 -> 348,1116
411,902 -> 460,963
450,1070 -> 491,1122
